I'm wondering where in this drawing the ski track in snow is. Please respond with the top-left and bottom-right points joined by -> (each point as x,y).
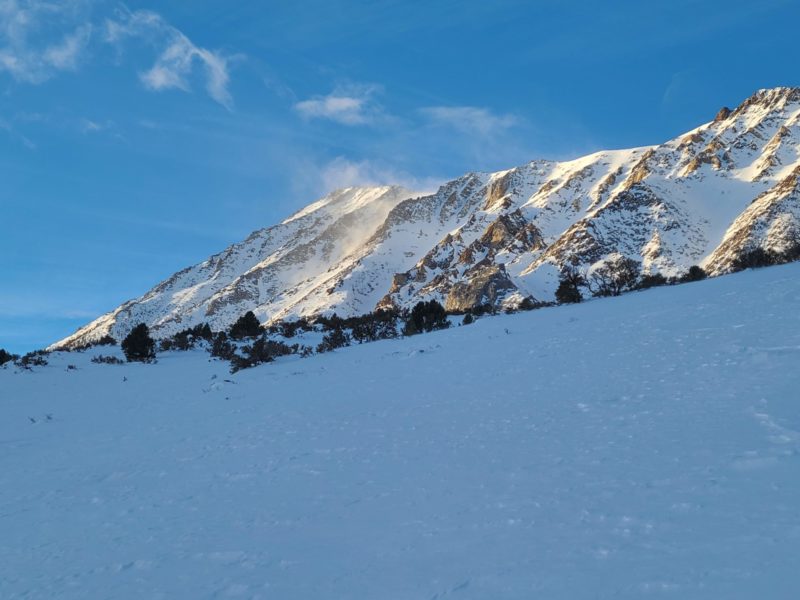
2,264 -> 800,599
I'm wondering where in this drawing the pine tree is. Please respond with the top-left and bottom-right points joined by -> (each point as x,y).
732,247 -> 776,271
229,311 -> 263,340
555,266 -> 585,304
121,323 -> 156,363
316,328 -> 351,353
210,332 -> 235,360
404,300 -> 449,335
636,273 -> 668,289
682,265 -> 707,282
401,317 -> 419,336
555,280 -> 582,304
0,348 -> 19,366
196,323 -> 213,341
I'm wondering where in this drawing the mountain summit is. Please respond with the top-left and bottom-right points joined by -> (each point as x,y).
56,87 -> 800,348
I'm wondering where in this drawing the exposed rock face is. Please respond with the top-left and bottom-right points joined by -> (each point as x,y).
444,265 -> 518,312
54,87 -> 800,348
705,166 -> 800,274
714,106 -> 732,122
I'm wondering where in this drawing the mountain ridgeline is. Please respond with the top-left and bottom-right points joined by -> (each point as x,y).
56,87 -> 800,348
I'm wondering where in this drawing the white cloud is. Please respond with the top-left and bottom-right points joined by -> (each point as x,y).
295,84 -> 382,125
42,23 -> 91,70
79,117 -> 115,134
420,105 -> 518,136
0,0 -> 92,83
80,117 -> 102,132
104,8 -> 234,109
103,8 -> 161,44
0,3 -> 235,109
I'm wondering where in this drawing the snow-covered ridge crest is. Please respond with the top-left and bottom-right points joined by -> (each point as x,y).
54,87 -> 800,348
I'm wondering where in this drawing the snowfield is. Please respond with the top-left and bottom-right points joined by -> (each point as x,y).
2,263 -> 800,599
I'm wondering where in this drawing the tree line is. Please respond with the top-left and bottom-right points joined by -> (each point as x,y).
4,243 -> 798,373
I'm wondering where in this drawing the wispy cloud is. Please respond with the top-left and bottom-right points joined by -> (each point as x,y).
79,117 -> 103,133
420,105 -> 518,136
0,2 -> 236,109
104,8 -> 236,109
262,71 -> 296,101
42,22 -> 91,70
0,293 -> 99,320
295,83 -> 383,125
0,111 -> 36,148
79,117 -> 117,135
0,0 -> 92,83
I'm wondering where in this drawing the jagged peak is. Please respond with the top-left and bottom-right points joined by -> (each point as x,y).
705,87 -> 800,130
751,85 -> 800,98
730,86 -> 800,117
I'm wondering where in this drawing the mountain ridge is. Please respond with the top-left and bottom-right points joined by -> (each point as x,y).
55,87 -> 800,348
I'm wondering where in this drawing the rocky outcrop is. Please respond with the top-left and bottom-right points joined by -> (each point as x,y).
705,166 -> 800,274
444,265 -> 518,312
714,106 -> 732,122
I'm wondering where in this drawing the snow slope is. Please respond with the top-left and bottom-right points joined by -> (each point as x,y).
55,87 -> 800,348
3,262 -> 800,599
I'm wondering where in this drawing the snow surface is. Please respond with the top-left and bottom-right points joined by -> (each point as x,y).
3,263 -> 800,599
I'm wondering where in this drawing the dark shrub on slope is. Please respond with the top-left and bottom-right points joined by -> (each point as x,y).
681,265 -> 707,282
555,266 -> 585,304
636,273 -> 668,290
589,255 -> 640,297
732,244 -> 800,272
403,300 -> 449,336
16,351 -> 48,369
0,348 -> 19,366
122,324 -> 156,363
317,328 -> 351,353
91,355 -> 124,365
346,309 -> 399,343
230,337 -> 297,372
160,323 -> 214,351
210,332 -> 236,360
95,335 -> 117,346
229,311 -> 264,340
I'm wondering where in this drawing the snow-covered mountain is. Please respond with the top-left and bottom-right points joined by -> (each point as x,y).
56,87 -> 800,347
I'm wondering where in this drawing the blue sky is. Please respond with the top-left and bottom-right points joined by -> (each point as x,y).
1,0 -> 798,353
